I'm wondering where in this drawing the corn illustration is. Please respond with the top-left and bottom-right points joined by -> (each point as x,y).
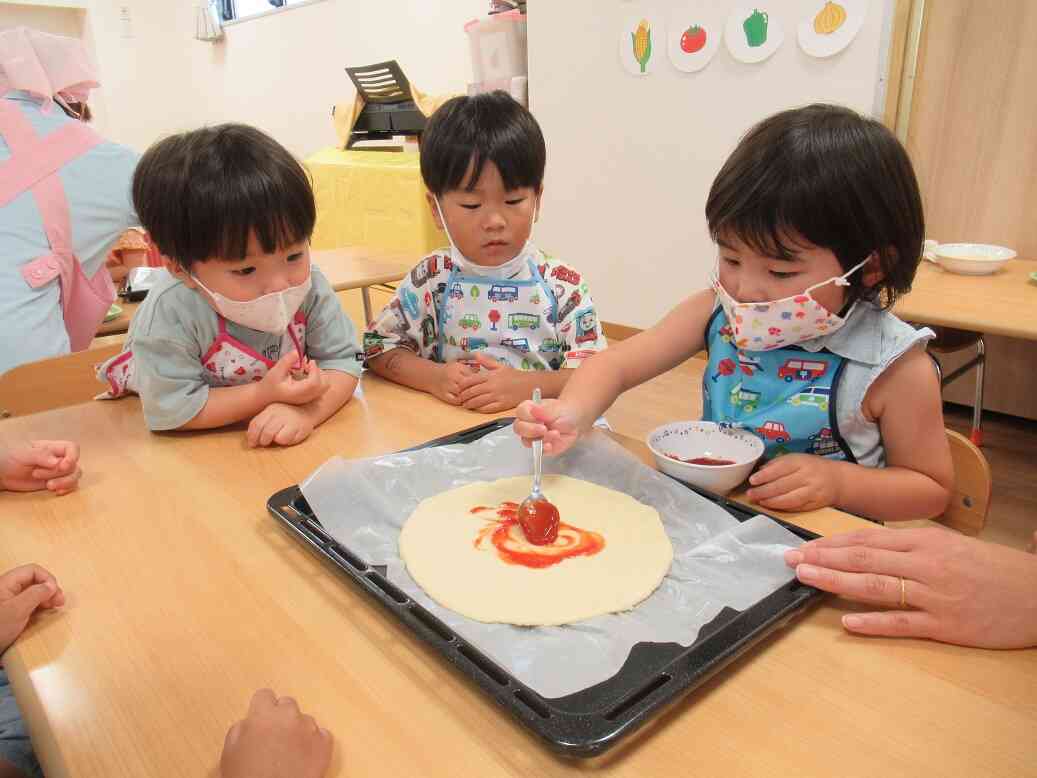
631,19 -> 652,73
813,1 -> 847,34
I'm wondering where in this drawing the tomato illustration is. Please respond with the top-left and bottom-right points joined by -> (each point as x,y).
680,25 -> 706,54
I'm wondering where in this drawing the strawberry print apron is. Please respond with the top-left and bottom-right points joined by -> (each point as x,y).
99,311 -> 307,398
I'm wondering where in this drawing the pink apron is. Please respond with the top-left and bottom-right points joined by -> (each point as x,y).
0,99 -> 116,352
101,311 -> 308,398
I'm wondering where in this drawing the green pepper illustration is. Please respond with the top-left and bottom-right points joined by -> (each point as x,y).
743,8 -> 768,47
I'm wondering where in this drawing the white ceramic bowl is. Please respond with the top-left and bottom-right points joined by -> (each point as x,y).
924,241 -> 1016,276
646,421 -> 764,496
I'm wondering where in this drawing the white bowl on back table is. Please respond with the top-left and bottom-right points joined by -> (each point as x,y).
923,240 -> 1015,276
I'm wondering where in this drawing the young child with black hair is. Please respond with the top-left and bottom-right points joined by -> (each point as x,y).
515,104 -> 954,522
364,91 -> 607,413
97,124 -> 361,447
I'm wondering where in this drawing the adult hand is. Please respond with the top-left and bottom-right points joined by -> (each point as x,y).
785,526 -> 1037,649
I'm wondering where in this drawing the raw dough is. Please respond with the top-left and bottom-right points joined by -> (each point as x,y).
399,475 -> 673,626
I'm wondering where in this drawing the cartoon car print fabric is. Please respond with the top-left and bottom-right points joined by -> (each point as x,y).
363,250 -> 607,372
701,308 -> 853,461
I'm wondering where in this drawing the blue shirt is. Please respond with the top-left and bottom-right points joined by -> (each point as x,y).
0,92 -> 139,373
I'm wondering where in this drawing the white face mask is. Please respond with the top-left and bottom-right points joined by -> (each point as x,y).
190,272 -> 312,333
711,258 -> 869,351
434,195 -> 539,274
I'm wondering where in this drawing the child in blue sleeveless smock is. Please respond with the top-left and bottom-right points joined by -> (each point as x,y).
514,104 -> 954,522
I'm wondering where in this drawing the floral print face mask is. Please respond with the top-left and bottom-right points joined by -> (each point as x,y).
711,258 -> 868,351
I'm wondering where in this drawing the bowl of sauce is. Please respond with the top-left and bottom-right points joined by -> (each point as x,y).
646,421 -> 764,495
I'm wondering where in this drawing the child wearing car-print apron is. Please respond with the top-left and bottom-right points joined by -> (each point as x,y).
364,92 -> 607,414
514,104 -> 955,525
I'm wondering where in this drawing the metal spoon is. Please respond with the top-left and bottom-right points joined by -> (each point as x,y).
520,387 -> 546,512
518,388 -> 561,545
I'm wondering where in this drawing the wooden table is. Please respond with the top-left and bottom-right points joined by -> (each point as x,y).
97,246 -> 413,336
894,257 -> 1037,339
0,379 -> 1035,777
893,257 -> 1037,436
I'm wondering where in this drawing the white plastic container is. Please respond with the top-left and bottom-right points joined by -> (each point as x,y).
465,10 -> 528,83
467,75 -> 528,106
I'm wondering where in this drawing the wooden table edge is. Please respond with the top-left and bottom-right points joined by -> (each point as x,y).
4,650 -> 71,778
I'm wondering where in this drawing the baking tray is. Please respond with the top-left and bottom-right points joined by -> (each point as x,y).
266,418 -> 822,757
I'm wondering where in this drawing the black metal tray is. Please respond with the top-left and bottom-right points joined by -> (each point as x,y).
266,418 -> 822,757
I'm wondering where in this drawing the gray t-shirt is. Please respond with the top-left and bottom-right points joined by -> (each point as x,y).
113,266 -> 361,430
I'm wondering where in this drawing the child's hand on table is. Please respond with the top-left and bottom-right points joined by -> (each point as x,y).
0,564 -> 64,654
433,360 -> 478,406
513,398 -> 582,456
220,688 -> 333,778
247,404 -> 315,448
457,353 -> 529,413
0,440 -> 82,495
260,352 -> 328,407
746,454 -> 842,512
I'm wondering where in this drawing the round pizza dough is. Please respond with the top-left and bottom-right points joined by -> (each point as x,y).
399,475 -> 673,626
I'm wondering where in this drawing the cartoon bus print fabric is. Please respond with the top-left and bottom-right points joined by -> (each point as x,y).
363,250 -> 608,370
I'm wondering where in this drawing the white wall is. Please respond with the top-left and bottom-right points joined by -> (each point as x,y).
528,1 -> 892,329
0,3 -> 84,37
81,0 -> 484,155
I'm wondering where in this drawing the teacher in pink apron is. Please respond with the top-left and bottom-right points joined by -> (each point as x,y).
0,26 -> 139,374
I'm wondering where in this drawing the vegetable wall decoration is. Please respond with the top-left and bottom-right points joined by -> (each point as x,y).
667,1 -> 722,73
619,14 -> 662,75
724,5 -> 785,64
798,0 -> 867,58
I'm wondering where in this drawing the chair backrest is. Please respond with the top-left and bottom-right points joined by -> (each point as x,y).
0,342 -> 122,418
938,429 -> 991,536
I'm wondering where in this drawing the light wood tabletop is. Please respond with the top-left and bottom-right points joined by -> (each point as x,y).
96,246 -> 413,336
0,376 -> 1035,778
894,257 -> 1037,340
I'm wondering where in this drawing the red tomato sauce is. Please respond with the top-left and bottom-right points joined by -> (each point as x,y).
470,502 -> 605,569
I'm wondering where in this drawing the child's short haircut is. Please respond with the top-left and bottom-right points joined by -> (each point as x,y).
420,91 -> 546,196
132,124 -> 315,269
705,103 -> 924,308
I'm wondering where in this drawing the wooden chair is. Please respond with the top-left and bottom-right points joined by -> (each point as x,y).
0,342 -> 123,418
938,429 -> 992,536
